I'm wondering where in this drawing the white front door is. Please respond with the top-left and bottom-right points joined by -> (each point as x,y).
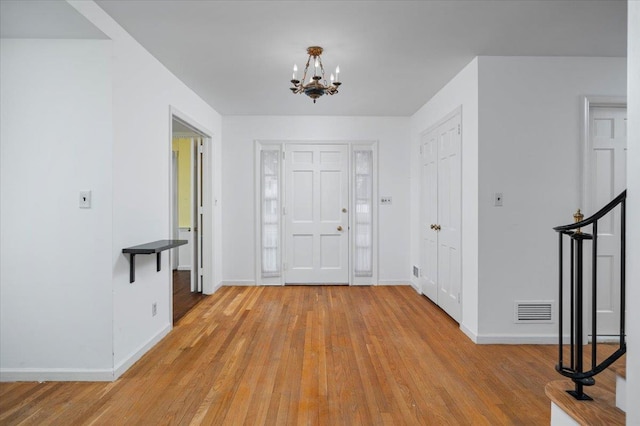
419,112 -> 462,322
589,106 -> 627,337
285,144 -> 349,284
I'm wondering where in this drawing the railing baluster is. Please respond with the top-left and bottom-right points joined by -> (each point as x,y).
558,232 -> 563,369
570,238 -> 575,371
620,199 -> 626,347
592,220 -> 598,371
574,236 -> 585,399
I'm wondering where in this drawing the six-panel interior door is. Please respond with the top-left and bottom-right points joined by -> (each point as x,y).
420,112 -> 462,323
589,106 -> 627,338
285,144 -> 349,284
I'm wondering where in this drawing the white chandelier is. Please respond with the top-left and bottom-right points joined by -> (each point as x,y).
290,46 -> 341,103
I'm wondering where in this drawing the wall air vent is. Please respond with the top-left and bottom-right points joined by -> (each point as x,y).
514,301 -> 554,323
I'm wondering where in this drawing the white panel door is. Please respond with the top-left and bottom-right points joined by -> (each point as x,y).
421,130 -> 438,300
436,116 -> 462,322
285,144 -> 349,284
419,112 -> 462,323
589,107 -> 627,337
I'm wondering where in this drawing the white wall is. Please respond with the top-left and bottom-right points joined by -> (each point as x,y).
0,40 -> 114,379
476,56 -> 626,342
409,56 -> 626,343
69,1 -> 223,376
409,59 -> 480,338
625,1 -> 639,423
222,116 -> 411,285
1,0 -> 224,381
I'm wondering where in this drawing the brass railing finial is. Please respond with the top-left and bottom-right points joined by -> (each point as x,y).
574,209 -> 584,233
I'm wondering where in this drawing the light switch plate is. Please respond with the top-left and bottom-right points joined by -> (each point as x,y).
79,191 -> 92,208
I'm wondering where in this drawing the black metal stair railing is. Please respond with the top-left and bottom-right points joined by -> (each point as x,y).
553,190 -> 626,400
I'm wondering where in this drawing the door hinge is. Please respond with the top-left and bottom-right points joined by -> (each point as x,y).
282,151 -> 285,159
457,293 -> 461,303
283,262 -> 288,271
198,144 -> 204,153
457,124 -> 461,135
282,206 -> 287,215
420,145 -> 423,155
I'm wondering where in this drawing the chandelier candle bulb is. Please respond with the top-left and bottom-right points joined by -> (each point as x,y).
335,65 -> 340,81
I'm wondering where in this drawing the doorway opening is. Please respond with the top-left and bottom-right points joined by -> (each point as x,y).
170,114 -> 211,323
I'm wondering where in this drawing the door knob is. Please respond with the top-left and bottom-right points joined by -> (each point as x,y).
430,224 -> 435,230
434,224 -> 441,231
342,208 -> 347,213
337,226 -> 343,231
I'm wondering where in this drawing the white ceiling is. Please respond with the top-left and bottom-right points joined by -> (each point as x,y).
0,0 -> 107,39
2,1 -> 627,117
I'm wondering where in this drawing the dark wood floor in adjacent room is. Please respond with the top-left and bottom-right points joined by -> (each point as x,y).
1,285 -> 605,425
173,269 -> 205,324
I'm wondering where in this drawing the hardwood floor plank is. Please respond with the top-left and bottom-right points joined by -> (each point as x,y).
1,286 -> 584,425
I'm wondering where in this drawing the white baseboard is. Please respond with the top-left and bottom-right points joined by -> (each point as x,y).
460,323 -> 479,343
0,367 -> 114,382
177,266 -> 191,271
376,280 -> 411,286
205,280 -> 223,295
1,324 -> 174,383
113,324 -> 171,380
222,280 -> 256,286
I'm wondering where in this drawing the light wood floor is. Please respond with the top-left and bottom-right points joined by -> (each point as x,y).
0,286 -> 595,425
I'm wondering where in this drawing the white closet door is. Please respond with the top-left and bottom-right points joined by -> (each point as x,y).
589,106 -> 627,337
420,111 -> 462,323
285,144 -> 349,284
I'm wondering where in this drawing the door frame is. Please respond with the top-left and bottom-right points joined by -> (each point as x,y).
169,107 -> 215,324
254,140 -> 378,286
580,96 -> 626,341
581,95 -> 626,213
